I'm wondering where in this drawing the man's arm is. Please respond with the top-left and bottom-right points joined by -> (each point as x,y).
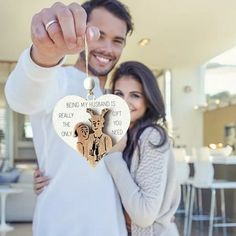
5,48 -> 64,114
5,2 -> 99,115
30,2 -> 98,67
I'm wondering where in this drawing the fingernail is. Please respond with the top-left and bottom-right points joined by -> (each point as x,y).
93,27 -> 100,40
88,28 -> 94,39
88,27 -> 100,41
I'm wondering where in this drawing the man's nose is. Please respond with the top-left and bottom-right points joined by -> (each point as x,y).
100,39 -> 113,53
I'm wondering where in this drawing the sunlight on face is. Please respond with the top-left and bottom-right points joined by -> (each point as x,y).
113,76 -> 147,127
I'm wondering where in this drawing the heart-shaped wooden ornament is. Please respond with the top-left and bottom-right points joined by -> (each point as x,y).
52,94 -> 130,167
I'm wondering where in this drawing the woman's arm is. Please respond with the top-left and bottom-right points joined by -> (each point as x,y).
104,128 -> 171,228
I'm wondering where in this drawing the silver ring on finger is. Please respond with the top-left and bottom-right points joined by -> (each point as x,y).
45,19 -> 58,31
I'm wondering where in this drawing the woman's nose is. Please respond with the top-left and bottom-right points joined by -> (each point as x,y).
124,96 -> 133,108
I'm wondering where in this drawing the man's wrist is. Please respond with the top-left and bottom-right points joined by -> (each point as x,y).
30,45 -> 64,68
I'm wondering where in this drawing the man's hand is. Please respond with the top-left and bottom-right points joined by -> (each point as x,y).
34,168 -> 50,195
31,2 -> 100,67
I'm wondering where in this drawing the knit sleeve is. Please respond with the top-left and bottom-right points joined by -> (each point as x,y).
5,47 -> 66,115
104,127 -> 172,228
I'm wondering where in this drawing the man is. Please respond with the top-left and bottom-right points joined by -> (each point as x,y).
5,1 -> 133,235
86,108 -> 112,163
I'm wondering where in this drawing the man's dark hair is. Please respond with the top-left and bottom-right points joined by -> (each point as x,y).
82,0 -> 133,35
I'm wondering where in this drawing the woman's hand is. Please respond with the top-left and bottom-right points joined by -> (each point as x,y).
34,168 -> 50,195
108,134 -> 127,153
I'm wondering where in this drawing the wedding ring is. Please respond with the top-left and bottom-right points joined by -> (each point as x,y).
45,19 -> 58,31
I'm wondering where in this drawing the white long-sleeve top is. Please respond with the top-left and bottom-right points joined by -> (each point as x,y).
5,48 -> 127,236
104,127 -> 180,236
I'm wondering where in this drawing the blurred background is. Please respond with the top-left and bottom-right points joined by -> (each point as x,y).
1,1 -> 236,235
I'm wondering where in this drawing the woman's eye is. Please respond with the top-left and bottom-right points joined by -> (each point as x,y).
131,93 -> 140,98
114,91 -> 123,97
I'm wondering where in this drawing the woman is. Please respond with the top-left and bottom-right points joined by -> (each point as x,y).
34,61 -> 180,235
105,61 -> 180,235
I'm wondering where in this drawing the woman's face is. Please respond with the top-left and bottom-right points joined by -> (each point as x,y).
77,124 -> 90,140
113,76 -> 147,127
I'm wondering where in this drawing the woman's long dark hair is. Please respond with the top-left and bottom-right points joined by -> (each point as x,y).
111,61 -> 168,169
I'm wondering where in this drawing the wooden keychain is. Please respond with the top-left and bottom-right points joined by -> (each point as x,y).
52,34 -> 130,167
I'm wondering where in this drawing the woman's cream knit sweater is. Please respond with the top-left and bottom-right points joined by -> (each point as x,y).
105,127 -> 180,236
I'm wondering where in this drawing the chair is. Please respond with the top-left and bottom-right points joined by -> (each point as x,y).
173,148 -> 191,236
187,147 -> 236,236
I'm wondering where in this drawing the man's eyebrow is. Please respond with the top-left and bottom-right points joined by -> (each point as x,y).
100,31 -> 125,42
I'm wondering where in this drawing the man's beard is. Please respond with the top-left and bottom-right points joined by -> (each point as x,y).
80,51 -> 116,77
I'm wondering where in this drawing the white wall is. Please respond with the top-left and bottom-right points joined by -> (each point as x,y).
171,66 -> 205,153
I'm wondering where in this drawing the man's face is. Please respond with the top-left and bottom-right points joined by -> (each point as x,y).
82,7 -> 127,77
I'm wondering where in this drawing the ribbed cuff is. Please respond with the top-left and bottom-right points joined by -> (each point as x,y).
22,47 -> 66,82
